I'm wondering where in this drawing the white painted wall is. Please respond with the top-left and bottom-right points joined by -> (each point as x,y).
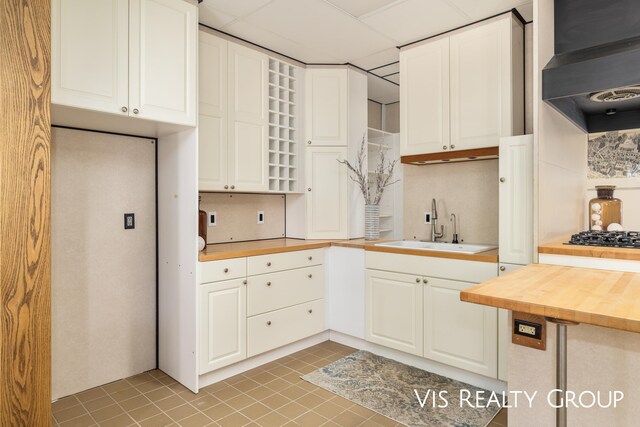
51,128 -> 156,399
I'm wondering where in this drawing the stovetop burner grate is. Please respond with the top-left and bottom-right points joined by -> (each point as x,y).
566,231 -> 640,248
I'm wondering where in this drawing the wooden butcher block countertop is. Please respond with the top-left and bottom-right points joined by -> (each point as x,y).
199,238 -> 499,263
539,238 -> 640,261
461,263 -> 640,333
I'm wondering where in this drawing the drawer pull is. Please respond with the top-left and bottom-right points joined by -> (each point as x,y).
266,282 -> 272,287
224,268 -> 229,273
267,321 -> 272,326
308,274 -> 312,279
267,262 -> 272,267
422,278 -> 428,284
308,309 -> 313,314
500,266 -> 506,271
308,256 -> 313,261
415,278 -> 420,283
243,280 -> 247,285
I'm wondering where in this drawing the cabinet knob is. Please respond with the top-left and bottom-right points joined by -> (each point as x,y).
266,282 -> 271,286
500,177 -> 506,183
230,185 -> 235,189
422,278 -> 428,284
224,185 -> 229,189
308,309 -> 313,314
243,280 -> 247,285
223,268 -> 229,273
267,321 -> 272,326
307,140 -> 312,145
308,256 -> 312,261
307,188 -> 311,192
133,108 -> 139,115
267,262 -> 272,267
442,145 -> 448,150
121,106 -> 128,113
416,278 -> 420,283
308,274 -> 312,279
500,266 -> 506,271
450,144 -> 455,150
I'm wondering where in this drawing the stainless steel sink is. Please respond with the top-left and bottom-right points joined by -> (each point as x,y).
375,240 -> 497,254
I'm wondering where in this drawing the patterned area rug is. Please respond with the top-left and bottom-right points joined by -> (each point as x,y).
302,351 -> 501,427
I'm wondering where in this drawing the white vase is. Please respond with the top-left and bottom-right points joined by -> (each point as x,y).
365,204 -> 380,240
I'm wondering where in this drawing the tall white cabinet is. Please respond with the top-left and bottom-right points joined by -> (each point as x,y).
400,13 -> 523,156
52,0 -> 197,126
303,68 -> 367,239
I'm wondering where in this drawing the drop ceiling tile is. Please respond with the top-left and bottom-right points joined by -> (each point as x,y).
384,73 -> 400,84
370,62 -> 399,77
361,0 -> 469,45
243,0 -> 397,63
351,48 -> 399,71
368,74 -> 399,104
222,20 -> 343,63
201,0 -> 274,18
199,4 -> 236,28
446,0 -> 530,21
324,0 -> 401,18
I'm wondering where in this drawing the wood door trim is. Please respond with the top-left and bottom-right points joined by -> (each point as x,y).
401,146 -> 499,165
0,0 -> 52,423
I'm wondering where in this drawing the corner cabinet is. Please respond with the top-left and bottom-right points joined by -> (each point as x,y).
52,0 -> 197,126
305,70 -> 348,146
400,13 -> 523,156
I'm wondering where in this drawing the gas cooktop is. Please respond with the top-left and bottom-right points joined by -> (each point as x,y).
566,231 -> 640,248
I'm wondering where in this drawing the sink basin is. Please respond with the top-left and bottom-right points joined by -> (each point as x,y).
375,241 -> 497,254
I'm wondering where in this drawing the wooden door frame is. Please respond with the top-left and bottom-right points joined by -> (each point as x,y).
1,0 -> 52,424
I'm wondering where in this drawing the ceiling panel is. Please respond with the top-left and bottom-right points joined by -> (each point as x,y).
201,0 -> 274,18
222,20 -> 343,63
370,62 -> 399,77
351,48 -> 399,70
384,74 -> 399,84
361,0 -> 468,45
242,0 -> 397,62
368,74 -> 399,104
199,5 -> 236,28
324,0 -> 400,18
446,0 -> 531,21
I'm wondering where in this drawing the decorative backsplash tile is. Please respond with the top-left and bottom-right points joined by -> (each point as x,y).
588,130 -> 640,179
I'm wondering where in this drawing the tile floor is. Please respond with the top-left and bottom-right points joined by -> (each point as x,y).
52,341 -> 507,427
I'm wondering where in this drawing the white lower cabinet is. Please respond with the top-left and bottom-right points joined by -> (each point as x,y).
365,270 -> 423,356
199,278 -> 246,374
423,277 -> 497,378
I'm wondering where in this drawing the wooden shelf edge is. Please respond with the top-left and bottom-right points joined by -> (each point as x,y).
401,146 -> 499,165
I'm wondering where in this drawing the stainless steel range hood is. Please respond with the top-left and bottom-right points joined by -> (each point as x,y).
542,0 -> 640,133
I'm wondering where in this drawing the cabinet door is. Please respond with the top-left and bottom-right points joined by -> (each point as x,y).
305,147 -> 348,239
450,18 -> 511,150
305,69 -> 348,146
400,38 -> 450,155
499,135 -> 533,265
129,0 -> 197,126
51,0 -> 129,115
199,32 -> 228,191
424,277 -> 497,377
227,43 -> 269,192
199,279 -> 246,374
365,270 -> 423,356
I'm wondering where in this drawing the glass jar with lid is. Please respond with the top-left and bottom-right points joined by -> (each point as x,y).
589,185 -> 622,231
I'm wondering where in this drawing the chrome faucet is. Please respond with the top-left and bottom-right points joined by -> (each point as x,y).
431,198 -> 444,242
450,213 -> 459,244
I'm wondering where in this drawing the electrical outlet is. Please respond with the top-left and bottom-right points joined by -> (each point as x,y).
208,211 -> 217,227
124,213 -> 135,230
257,210 -> 265,224
424,211 -> 432,225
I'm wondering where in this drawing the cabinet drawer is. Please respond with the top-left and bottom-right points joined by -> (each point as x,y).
200,258 -> 246,283
247,299 -> 325,357
247,249 -> 324,276
247,266 -> 324,316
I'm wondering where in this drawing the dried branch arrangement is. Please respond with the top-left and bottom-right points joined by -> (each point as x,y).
338,136 -> 399,205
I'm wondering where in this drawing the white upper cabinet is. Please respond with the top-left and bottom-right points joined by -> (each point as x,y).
129,0 -> 197,126
52,0 -> 197,126
399,14 -> 523,156
198,32 -> 228,191
306,147 -> 348,239
499,135 -> 534,265
305,69 -> 348,146
52,0 -> 129,115
400,38 -> 450,156
227,43 -> 269,192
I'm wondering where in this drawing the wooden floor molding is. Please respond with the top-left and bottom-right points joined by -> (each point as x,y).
0,0 -> 52,424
